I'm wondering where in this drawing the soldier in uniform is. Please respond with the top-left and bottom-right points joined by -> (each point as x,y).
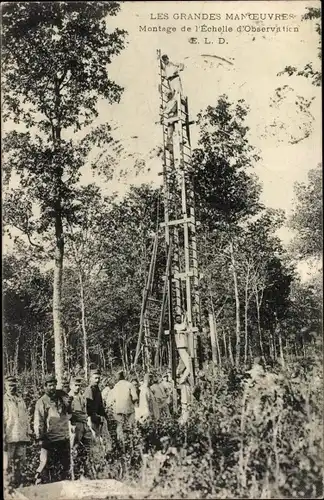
69,376 -> 93,479
109,370 -> 139,444
3,375 -> 31,488
83,368 -> 107,437
34,374 -> 72,484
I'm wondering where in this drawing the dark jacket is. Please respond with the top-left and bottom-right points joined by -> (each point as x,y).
34,390 -> 72,443
84,385 -> 107,425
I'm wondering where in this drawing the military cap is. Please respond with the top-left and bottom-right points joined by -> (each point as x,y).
44,374 -> 57,384
71,375 -> 83,384
5,375 -> 17,383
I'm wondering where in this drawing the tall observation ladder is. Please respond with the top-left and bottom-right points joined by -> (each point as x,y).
157,49 -> 202,390
133,51 -> 202,415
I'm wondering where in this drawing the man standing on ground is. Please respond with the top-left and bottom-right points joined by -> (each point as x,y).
136,373 -> 159,424
34,374 -> 72,484
151,374 -> 170,418
109,370 -> 139,444
84,369 -> 107,438
62,375 -> 71,394
130,376 -> 140,402
4,376 -> 31,488
69,376 -> 93,479
101,377 -> 112,409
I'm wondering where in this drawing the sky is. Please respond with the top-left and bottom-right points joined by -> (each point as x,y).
96,0 -> 321,278
4,1 -> 322,278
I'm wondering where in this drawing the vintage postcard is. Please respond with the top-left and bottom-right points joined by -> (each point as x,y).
2,1 -> 322,499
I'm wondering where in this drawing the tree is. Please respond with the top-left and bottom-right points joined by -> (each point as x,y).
289,163 -> 322,260
278,7 -> 321,87
199,206 -> 294,366
190,95 -> 262,230
2,2 -> 126,385
3,248 -> 52,378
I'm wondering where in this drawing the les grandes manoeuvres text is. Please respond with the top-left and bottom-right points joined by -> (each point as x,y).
149,13 -> 296,21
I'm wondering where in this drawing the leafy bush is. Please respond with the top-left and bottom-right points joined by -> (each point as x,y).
111,359 -> 323,499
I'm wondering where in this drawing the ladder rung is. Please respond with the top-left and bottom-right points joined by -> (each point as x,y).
147,297 -> 162,304
145,317 -> 161,324
145,325 -> 160,332
145,314 -> 160,322
174,271 -> 194,279
160,216 -> 195,228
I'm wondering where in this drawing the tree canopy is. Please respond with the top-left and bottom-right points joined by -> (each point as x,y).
289,163 -> 322,259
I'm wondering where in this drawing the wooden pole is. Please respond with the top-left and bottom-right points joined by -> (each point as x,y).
134,233 -> 159,367
209,313 -> 218,366
209,296 -> 222,367
166,242 -> 178,413
154,246 -> 171,368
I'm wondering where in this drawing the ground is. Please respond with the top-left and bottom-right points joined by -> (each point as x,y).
7,480 -> 148,500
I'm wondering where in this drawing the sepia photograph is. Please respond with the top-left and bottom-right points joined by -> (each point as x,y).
2,1 -> 322,499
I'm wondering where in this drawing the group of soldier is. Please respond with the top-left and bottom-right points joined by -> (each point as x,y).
3,368 -> 174,488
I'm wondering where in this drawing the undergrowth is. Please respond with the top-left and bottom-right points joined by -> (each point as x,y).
12,358 -> 324,499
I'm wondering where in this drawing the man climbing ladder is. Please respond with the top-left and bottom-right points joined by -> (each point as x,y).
160,54 -> 185,95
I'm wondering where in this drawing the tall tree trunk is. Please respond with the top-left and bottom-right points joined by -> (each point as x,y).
125,343 -> 129,373
14,331 -> 21,376
209,293 -> 225,367
53,84 -> 64,388
244,264 -> 251,367
100,346 -> 106,370
229,241 -> 241,367
209,313 -> 218,366
254,287 -> 265,364
277,325 -> 285,367
222,328 -> 228,359
31,350 -> 37,386
269,331 -> 274,359
53,207 -> 64,387
69,229 -> 89,381
78,270 -> 88,381
228,333 -> 235,366
119,338 -> 126,372
249,342 -> 253,364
